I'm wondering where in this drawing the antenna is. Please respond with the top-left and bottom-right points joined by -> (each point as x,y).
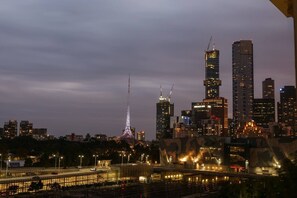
128,74 -> 130,95
160,85 -> 163,97
206,36 -> 213,51
168,84 -> 174,101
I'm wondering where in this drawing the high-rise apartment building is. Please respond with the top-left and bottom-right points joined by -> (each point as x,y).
3,120 -> 18,138
263,78 -> 275,99
19,120 -> 33,136
204,48 -> 221,99
232,40 -> 254,128
156,93 -> 174,140
277,86 -> 297,134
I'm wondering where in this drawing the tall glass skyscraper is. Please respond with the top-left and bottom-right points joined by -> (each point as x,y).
204,48 -> 221,99
156,93 -> 174,140
277,86 -> 297,134
232,40 -> 254,128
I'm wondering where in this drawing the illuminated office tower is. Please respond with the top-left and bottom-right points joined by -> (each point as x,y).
253,98 -> 275,128
191,102 -> 214,136
204,47 -> 221,99
156,87 -> 174,140
19,120 -> 33,136
203,97 -> 228,136
263,78 -> 275,99
232,40 -> 254,128
252,78 -> 275,128
277,86 -> 297,134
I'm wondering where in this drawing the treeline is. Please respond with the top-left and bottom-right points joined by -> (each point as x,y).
0,136 -> 159,167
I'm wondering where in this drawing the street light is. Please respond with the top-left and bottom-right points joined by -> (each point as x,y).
78,155 -> 84,167
58,156 -> 63,171
53,154 -> 57,169
217,158 -> 221,165
119,152 -> 125,165
5,158 -> 11,177
146,155 -> 149,163
245,160 -> 249,173
0,154 -> 2,171
93,154 -> 98,167
127,154 -> 132,163
141,153 -> 145,162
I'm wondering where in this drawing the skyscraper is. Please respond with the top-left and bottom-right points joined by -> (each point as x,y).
203,97 -> 228,136
204,47 -> 221,99
263,78 -> 275,99
277,86 -> 297,134
251,78 -> 275,129
156,88 -> 174,140
232,40 -> 254,128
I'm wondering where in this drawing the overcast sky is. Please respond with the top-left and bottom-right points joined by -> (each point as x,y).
0,0 -> 294,140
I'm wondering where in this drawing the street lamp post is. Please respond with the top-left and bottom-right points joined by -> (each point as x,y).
58,156 -> 63,171
127,154 -> 132,163
0,154 -> 2,171
53,154 -> 57,169
93,154 -> 98,167
217,158 -> 221,166
141,153 -> 145,162
120,152 -> 125,165
245,160 -> 249,173
5,159 -> 10,177
78,155 -> 84,167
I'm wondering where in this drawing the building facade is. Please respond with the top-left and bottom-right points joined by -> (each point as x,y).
3,120 -> 18,138
203,97 -> 228,136
19,120 -> 33,136
204,48 -> 221,99
252,98 -> 275,129
136,131 -> 145,141
263,78 -> 275,99
232,40 -> 254,129
277,86 -> 297,134
156,95 -> 174,140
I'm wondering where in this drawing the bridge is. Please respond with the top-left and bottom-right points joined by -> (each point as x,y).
153,166 -> 276,179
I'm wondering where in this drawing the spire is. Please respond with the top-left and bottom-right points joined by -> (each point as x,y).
121,75 -> 134,139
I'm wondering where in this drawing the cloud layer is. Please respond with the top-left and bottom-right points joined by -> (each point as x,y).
0,0 -> 294,139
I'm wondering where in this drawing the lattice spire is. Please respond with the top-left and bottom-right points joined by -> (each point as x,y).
121,75 -> 134,139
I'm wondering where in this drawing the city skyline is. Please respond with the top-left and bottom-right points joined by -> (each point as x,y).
0,0 -> 294,140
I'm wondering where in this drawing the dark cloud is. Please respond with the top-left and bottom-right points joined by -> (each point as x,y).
0,0 -> 294,139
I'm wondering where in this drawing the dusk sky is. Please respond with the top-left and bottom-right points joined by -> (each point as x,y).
0,0 -> 294,140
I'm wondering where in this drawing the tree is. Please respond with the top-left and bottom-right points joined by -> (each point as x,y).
7,185 -> 19,194
28,180 -> 43,191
